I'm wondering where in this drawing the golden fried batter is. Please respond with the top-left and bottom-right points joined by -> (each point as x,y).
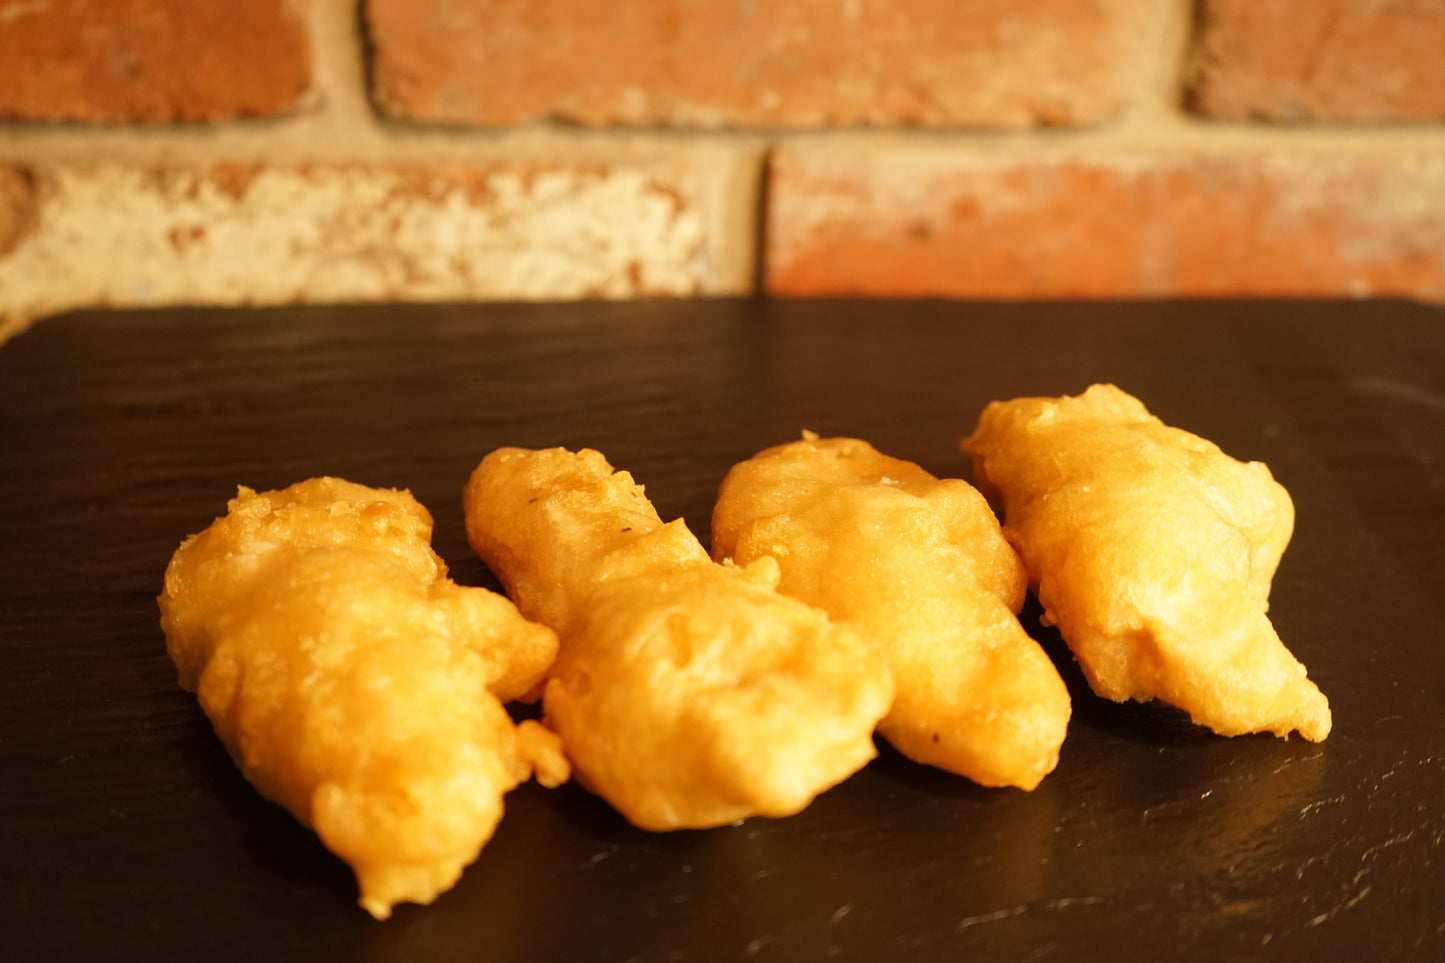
962,384 -> 1330,742
159,478 -> 565,919
464,447 -> 894,830
712,434 -> 1070,790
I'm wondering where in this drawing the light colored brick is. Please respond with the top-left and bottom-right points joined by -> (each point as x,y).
367,0 -> 1141,128
0,162 -> 722,339
1191,0 -> 1445,122
765,147 -> 1445,301
0,0 -> 311,122
0,166 -> 37,258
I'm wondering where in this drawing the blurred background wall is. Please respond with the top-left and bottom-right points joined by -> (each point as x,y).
2,0 -> 1444,340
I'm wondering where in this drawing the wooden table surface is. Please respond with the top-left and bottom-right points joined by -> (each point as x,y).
2,299 -> 1442,961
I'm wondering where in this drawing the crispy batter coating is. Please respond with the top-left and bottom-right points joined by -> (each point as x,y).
463,447 -> 894,830
711,434 -> 1070,790
158,477 -> 565,919
962,384 -> 1331,742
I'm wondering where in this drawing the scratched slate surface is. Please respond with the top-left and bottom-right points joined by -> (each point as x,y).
1,299 -> 1441,961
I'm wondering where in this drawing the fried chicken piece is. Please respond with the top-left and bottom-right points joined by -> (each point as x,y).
463,447 -> 894,831
962,384 -> 1331,742
711,434 -> 1070,790
158,478 -> 565,919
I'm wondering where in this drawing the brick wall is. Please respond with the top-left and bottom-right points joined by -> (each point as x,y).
2,0 -> 1444,340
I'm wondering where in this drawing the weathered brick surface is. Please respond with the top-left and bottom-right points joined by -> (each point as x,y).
0,167 -> 37,258
367,0 -> 1140,128
1191,0 -> 1445,122
765,148 -> 1445,301
0,0 -> 311,122
0,162 -> 720,340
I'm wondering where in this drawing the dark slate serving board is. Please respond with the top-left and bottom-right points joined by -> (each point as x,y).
2,298 -> 1441,960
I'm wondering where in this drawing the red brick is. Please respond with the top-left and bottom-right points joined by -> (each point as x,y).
765,149 -> 1445,302
1191,0 -> 1445,122
0,167 -> 37,258
366,0 -> 1138,128
0,0 -> 311,123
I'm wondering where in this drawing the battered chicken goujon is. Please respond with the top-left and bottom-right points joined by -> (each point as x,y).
159,478 -> 566,919
463,447 -> 894,831
962,384 -> 1331,742
712,434 -> 1070,790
